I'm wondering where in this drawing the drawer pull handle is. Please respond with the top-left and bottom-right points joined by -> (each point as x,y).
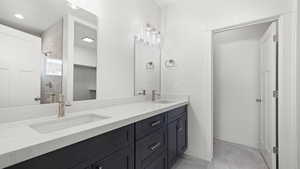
149,142 -> 161,151
151,120 -> 161,127
178,127 -> 183,132
97,167 -> 103,169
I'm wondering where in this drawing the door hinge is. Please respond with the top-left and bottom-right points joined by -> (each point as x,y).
273,90 -> 279,98
273,146 -> 279,154
273,34 -> 278,42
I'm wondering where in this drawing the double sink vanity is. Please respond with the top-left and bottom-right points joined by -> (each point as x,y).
0,98 -> 188,169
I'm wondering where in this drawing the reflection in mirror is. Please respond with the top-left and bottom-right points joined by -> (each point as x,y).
0,0 -> 98,108
134,25 -> 161,96
73,22 -> 97,101
41,19 -> 63,104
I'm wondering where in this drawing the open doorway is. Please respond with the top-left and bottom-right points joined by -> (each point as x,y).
212,20 -> 279,169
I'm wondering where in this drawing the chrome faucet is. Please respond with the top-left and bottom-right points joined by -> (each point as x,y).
152,90 -> 161,101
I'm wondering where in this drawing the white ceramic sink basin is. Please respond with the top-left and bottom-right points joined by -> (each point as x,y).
29,114 -> 109,134
155,100 -> 175,104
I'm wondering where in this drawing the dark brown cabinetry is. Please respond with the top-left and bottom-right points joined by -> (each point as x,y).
5,125 -> 134,169
167,107 -> 188,169
5,106 -> 187,169
135,114 -> 167,169
92,146 -> 134,169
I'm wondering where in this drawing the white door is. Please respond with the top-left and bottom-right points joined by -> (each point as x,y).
259,22 -> 278,169
0,24 -> 41,107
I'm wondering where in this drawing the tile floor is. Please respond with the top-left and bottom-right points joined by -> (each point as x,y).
173,140 -> 269,169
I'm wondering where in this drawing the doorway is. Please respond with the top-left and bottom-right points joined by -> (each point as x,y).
212,20 -> 279,169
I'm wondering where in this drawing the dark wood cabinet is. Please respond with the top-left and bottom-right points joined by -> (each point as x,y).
92,146 -> 134,169
72,161 -> 92,169
176,114 -> 187,156
167,121 -> 177,168
5,125 -> 134,169
135,113 -> 166,140
135,128 -> 167,169
5,106 -> 187,169
167,107 -> 188,169
143,152 -> 167,169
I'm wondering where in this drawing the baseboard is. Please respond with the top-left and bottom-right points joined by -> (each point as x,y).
214,138 -> 260,151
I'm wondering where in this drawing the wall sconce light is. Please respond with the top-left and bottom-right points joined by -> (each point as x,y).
146,61 -> 155,70
165,59 -> 176,69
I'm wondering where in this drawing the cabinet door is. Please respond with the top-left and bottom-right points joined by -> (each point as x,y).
136,128 -> 167,169
177,114 -> 187,156
93,147 -> 133,169
5,125 -> 134,169
167,121 -> 177,169
72,162 -> 92,169
144,152 -> 167,169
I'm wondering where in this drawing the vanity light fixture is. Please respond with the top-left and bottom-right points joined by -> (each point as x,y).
14,14 -> 24,20
82,37 -> 94,43
135,23 -> 161,46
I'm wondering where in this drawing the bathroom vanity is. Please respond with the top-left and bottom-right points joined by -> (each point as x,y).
0,1 -> 187,169
1,101 -> 187,169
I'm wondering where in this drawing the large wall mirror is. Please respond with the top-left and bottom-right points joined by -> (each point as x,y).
134,24 -> 161,96
0,0 -> 98,108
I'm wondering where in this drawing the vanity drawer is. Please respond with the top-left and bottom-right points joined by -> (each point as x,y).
135,113 -> 166,140
143,152 -> 167,169
92,146 -> 134,169
136,128 -> 167,169
167,106 -> 187,123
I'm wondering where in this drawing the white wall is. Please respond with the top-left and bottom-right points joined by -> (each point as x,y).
213,23 -> 269,148
74,45 -> 97,67
161,0 -> 296,165
296,0 -> 300,168
162,25 -> 212,160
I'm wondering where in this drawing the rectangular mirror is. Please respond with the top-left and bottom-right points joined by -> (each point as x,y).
73,22 -> 98,101
0,0 -> 98,108
134,28 -> 161,96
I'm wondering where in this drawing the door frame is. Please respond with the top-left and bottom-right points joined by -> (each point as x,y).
211,16 -> 279,169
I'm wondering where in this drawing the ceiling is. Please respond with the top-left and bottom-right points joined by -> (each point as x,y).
0,0 -> 97,36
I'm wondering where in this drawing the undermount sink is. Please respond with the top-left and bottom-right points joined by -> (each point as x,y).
154,100 -> 175,104
29,114 -> 110,134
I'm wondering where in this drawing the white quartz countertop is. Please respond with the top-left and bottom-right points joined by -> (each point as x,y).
0,98 -> 188,168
